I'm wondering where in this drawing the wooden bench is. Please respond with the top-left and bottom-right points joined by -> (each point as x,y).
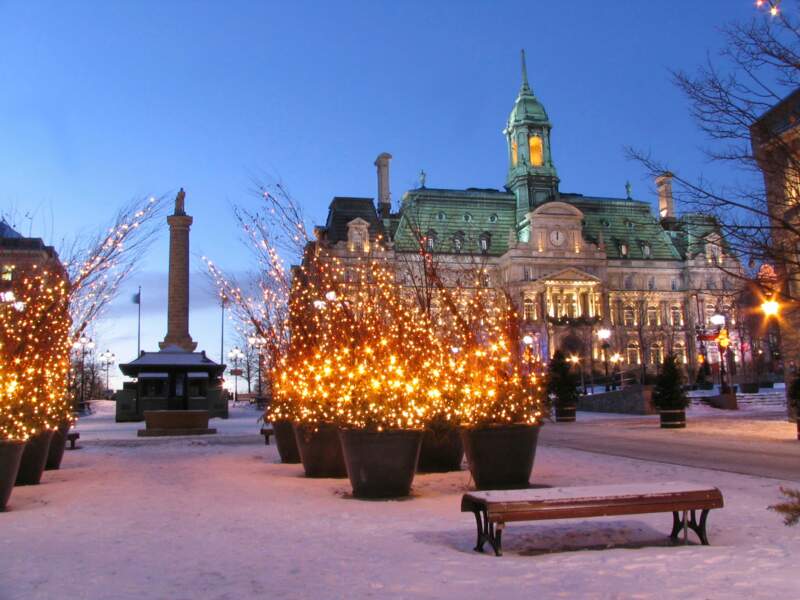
66,432 -> 80,450
461,481 -> 724,556
260,427 -> 273,446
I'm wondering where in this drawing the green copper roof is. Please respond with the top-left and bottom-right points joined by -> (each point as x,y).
393,187 -> 515,256
507,50 -> 550,126
562,194 -> 682,260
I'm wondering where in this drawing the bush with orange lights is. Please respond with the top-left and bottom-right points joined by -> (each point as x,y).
273,252 -> 545,431
0,265 -> 72,441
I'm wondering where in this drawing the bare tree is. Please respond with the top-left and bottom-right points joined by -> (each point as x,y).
629,4 -> 800,301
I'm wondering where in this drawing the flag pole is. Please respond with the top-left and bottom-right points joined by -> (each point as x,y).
137,285 -> 142,356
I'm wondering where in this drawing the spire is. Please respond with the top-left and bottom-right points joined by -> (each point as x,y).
520,49 -> 530,93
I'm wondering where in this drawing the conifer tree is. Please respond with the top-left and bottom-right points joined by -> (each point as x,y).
546,350 -> 580,409
652,353 -> 688,410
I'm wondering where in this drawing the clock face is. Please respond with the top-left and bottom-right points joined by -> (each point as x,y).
549,229 -> 565,247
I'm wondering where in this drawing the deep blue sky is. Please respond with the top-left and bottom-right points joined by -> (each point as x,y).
0,1 -> 758,388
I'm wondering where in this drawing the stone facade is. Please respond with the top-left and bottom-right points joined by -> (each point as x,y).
310,56 -> 744,383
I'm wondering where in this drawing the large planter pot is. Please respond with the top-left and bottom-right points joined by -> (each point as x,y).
417,427 -> 463,472
555,404 -> 576,423
272,419 -> 301,464
0,440 -> 26,511
15,429 -> 55,486
45,422 -> 71,471
339,429 -> 423,498
659,409 -> 686,429
739,382 -> 760,394
461,424 -> 540,490
292,422 -> 346,478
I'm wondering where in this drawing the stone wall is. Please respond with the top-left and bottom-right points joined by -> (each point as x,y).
577,384 -> 656,415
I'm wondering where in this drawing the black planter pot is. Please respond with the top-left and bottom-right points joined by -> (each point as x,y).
339,429 -> 423,498
0,440 -> 25,511
739,382 -> 759,394
15,429 -> 54,486
293,423 -> 347,478
272,419 -> 301,464
555,404 -> 577,423
461,424 -> 540,490
659,409 -> 686,429
417,427 -> 463,472
45,422 -> 71,471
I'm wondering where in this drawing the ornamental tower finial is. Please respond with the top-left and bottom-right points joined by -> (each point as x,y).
520,49 -> 530,92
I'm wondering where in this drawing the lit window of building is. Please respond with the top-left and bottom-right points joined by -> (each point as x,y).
528,135 -> 543,167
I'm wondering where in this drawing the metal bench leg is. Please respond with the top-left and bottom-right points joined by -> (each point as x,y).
689,509 -> 711,545
669,509 -> 712,545
472,509 -> 486,553
472,510 -> 503,556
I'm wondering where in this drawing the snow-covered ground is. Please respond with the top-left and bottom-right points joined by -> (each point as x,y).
2,404 -> 799,599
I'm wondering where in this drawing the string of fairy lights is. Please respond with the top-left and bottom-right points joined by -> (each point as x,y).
1,195 -> 163,442
756,0 -> 782,16
209,188 -> 545,433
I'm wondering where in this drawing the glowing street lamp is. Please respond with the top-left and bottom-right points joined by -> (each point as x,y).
597,328 -> 612,390
761,298 -> 780,318
228,346 -> 245,403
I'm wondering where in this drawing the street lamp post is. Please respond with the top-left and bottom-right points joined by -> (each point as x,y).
228,346 -> 245,404
597,328 -> 611,391
72,336 -> 95,413
522,334 -> 534,375
710,313 -> 728,391
569,355 -> 585,394
247,335 -> 267,398
609,352 -> 622,390
99,349 -> 116,398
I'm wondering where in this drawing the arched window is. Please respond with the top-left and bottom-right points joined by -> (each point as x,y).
523,298 -> 536,322
464,213 -> 473,223
528,135 -> 543,167
674,342 -> 687,365
650,342 -> 663,366
619,242 -> 629,258
642,242 -> 651,258
671,305 -> 683,327
437,211 -> 447,222
511,140 -> 518,166
626,341 -> 640,365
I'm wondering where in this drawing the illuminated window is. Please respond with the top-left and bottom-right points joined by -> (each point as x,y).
647,306 -> 659,326
671,305 -> 683,327
650,343 -> 663,365
626,342 -> 640,365
674,343 -> 687,364
528,135 -> 543,167
565,294 -> 577,318
511,140 -> 518,166
623,306 -> 635,327
523,298 -> 536,322
0,266 -> 12,282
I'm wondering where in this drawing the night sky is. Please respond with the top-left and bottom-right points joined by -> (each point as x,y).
0,1 -> 759,387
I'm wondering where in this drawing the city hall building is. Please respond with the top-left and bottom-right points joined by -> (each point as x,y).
310,54 -> 742,380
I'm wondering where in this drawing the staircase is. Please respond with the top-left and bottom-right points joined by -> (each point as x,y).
689,388 -> 786,410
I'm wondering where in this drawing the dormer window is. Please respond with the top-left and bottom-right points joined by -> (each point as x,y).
641,242 -> 651,258
489,213 -> 499,224
437,212 -> 447,222
625,220 -> 634,229
425,229 -> 437,253
453,231 -> 464,252
346,218 -> 370,252
479,232 -> 491,253
619,242 -> 629,258
463,213 -> 473,223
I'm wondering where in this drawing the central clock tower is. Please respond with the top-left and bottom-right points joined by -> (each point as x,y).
504,49 -> 559,227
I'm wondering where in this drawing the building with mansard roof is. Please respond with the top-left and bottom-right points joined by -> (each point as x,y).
311,53 -> 743,381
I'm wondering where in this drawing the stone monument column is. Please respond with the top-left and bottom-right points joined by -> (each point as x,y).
160,188 -> 197,352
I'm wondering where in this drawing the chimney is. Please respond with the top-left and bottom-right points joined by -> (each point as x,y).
374,152 -> 392,218
656,172 -> 674,219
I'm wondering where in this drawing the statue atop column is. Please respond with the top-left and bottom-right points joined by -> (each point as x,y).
175,188 -> 186,215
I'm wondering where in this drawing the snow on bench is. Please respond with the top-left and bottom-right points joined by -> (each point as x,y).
461,481 -> 724,556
